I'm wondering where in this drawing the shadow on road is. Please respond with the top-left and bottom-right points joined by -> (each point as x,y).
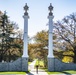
27,72 -> 34,75
61,71 -> 71,75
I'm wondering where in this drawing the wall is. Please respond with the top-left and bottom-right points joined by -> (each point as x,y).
48,58 -> 76,71
55,58 -> 76,71
0,57 -> 28,71
0,57 -> 76,72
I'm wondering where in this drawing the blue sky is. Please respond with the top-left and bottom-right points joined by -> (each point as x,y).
0,0 -> 76,37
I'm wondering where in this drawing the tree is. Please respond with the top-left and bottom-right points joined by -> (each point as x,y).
54,13 -> 76,63
28,30 -> 63,66
33,30 -> 48,67
0,11 -> 23,62
28,43 -> 37,61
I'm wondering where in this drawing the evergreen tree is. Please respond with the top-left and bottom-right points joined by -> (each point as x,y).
0,11 -> 23,62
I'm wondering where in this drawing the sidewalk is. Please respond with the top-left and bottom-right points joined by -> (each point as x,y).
27,60 -> 48,75
0,74 -> 22,75
27,69 -> 48,75
28,60 -> 36,70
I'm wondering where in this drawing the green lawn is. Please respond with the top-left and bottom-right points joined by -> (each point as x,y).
28,62 -> 31,65
0,72 -> 26,75
64,70 -> 76,74
44,69 -> 63,74
45,69 -> 76,74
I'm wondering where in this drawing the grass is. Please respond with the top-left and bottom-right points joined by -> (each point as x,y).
0,72 -> 26,75
45,69 -> 64,74
28,62 -> 31,65
45,69 -> 76,74
64,70 -> 76,74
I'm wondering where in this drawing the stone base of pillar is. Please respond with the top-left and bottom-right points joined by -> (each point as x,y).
48,58 -> 55,71
22,57 -> 28,71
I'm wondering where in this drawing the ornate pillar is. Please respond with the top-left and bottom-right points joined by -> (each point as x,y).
48,3 -> 54,71
48,3 -> 54,58
21,3 -> 29,71
22,3 -> 29,57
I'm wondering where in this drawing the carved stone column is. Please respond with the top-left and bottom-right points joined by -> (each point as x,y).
22,3 -> 29,71
48,3 -> 54,71
22,3 -> 29,58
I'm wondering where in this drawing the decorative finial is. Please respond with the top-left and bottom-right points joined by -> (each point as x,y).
4,11 -> 7,14
48,3 -> 53,16
24,3 -> 29,15
4,11 -> 7,16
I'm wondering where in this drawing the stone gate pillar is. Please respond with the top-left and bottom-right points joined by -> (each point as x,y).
22,3 -> 29,71
48,3 -> 54,71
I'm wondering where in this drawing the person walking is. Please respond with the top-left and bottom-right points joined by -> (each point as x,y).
35,65 -> 39,74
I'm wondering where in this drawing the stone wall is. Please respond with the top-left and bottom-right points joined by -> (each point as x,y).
48,58 -> 76,71
1,57 -> 76,72
55,58 -> 76,71
0,57 -> 28,71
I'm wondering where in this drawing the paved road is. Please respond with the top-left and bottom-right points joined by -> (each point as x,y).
27,69 -> 48,75
27,60 -> 48,75
28,60 -> 36,70
0,72 -> 76,75
0,74 -> 22,75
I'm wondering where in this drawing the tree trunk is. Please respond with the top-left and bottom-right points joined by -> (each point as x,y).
73,49 -> 76,63
0,54 -> 3,62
